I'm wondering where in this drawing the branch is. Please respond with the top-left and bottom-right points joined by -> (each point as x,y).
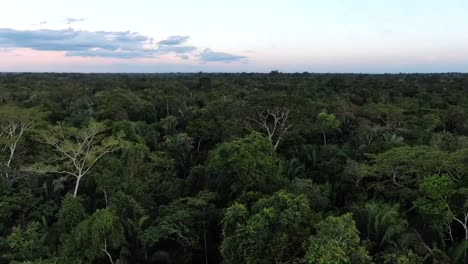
81,143 -> 118,177
49,170 -> 79,178
101,238 -> 114,264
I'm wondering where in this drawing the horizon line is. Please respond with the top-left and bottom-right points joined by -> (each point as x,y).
1,71 -> 467,75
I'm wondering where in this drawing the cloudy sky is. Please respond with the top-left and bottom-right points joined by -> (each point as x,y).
1,0 -> 468,73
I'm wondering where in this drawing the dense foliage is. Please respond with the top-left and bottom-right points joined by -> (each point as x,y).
0,72 -> 467,263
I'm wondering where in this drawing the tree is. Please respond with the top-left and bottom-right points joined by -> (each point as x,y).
361,103 -> 405,133
163,133 -> 194,178
58,194 -> 87,236
70,209 -> 125,264
37,121 -> 119,197
382,250 -> 423,264
414,173 -> 468,257
221,191 -> 316,264
206,132 -> 285,202
416,113 -> 442,144
364,146 -> 445,192
0,104 -> 39,182
287,178 -> 330,211
92,143 -> 156,205
414,174 -> 455,231
142,191 -> 217,264
249,106 -> 291,149
187,117 -> 218,152
7,221 -> 48,262
160,115 -> 178,136
3,71 -> 468,263
316,109 -> 340,146
305,213 -> 372,264
353,202 -> 408,252
94,88 -> 151,121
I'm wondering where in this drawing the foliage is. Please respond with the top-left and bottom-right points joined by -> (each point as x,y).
58,194 -> 86,235
1,73 -> 468,263
68,209 -> 124,263
206,132 -> 285,201
36,121 -> 120,197
221,190 -> 317,264
305,213 -> 372,264
6,222 -> 48,262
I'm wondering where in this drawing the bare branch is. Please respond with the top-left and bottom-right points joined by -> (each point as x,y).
0,119 -> 36,182
250,107 -> 291,150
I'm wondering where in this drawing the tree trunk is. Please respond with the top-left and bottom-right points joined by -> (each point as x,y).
102,238 -> 115,264
322,130 -> 327,146
104,190 -> 108,207
203,206 -> 208,264
73,176 -> 82,197
6,147 -> 14,167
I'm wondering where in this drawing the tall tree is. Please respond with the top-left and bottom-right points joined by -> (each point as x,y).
0,104 -> 39,182
37,121 -> 120,197
316,109 -> 340,146
250,106 -> 291,149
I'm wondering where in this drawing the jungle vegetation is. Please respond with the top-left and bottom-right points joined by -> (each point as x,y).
0,72 -> 467,263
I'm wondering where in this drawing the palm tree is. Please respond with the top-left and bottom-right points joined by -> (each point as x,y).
355,201 -> 408,252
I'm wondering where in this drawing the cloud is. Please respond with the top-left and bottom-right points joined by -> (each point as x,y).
158,36 -> 189,45
0,28 -> 249,62
64,18 -> 85,24
159,45 -> 196,54
177,54 -> 189,60
66,49 -> 156,59
0,47 -> 14,53
157,35 -> 196,54
199,48 -> 246,62
0,28 -> 157,58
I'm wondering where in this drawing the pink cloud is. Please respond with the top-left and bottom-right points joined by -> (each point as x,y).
0,48 -> 200,72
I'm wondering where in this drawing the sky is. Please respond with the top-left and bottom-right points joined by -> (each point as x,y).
0,0 -> 468,73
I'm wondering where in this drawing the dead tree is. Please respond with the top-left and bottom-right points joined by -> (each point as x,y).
0,120 -> 35,182
250,107 -> 291,150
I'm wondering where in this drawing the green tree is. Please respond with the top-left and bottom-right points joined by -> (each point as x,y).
160,115 -> 178,136
364,146 -> 445,193
414,174 -> 455,230
206,132 -> 285,202
287,178 -> 330,211
58,194 -> 86,236
414,173 -> 468,256
382,250 -> 423,264
221,190 -> 316,264
142,191 -> 217,264
353,202 -> 408,252
187,117 -> 218,152
7,221 -> 48,262
316,109 -> 340,146
305,213 -> 372,264
70,209 -> 124,264
163,133 -> 194,178
37,121 -> 120,197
